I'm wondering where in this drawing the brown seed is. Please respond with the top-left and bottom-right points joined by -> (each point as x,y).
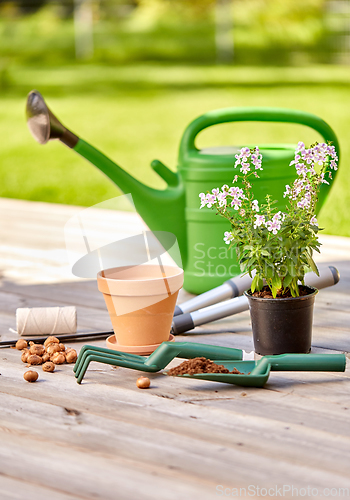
136,377 -> 150,389
42,352 -> 50,363
15,339 -> 28,350
51,352 -> 65,365
44,336 -> 60,347
29,344 -> 45,356
42,362 -> 55,373
24,370 -> 38,382
65,349 -> 77,364
21,349 -> 30,363
59,343 -> 65,351
47,344 -> 61,355
27,354 -> 42,365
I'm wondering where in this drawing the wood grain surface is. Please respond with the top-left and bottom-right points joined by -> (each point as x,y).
0,198 -> 349,500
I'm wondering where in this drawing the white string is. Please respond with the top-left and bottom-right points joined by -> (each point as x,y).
16,306 -> 77,336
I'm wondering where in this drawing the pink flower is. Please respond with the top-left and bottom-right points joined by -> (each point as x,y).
266,217 -> 281,234
199,193 -> 207,208
254,215 -> 266,229
206,194 -> 217,208
252,200 -> 259,212
296,142 -> 305,153
231,197 -> 242,210
224,231 -> 234,245
240,162 -> 250,174
217,192 -> 227,207
283,185 -> 291,198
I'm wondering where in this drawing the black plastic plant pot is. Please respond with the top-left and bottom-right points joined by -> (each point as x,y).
244,286 -> 318,355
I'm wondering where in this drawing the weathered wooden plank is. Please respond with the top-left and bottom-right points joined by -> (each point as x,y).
0,474 -> 92,500
0,430 -> 220,500
1,380 -> 350,491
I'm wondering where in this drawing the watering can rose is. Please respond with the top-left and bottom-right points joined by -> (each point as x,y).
199,142 -> 338,298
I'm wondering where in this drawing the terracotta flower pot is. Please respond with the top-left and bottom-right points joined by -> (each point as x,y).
97,265 -> 184,347
244,286 -> 318,355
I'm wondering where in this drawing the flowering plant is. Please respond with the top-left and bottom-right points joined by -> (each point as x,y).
199,142 -> 338,297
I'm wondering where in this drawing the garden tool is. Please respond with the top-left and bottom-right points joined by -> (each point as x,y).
172,352 -> 346,387
26,91 -> 340,293
171,265 -> 339,334
73,341 -> 346,387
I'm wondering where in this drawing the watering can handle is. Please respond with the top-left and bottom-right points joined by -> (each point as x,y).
179,107 -> 340,156
179,107 -> 340,207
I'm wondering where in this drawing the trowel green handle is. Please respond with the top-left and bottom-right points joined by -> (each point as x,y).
251,353 -> 346,376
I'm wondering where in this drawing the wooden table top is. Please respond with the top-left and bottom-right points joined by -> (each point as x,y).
0,197 -> 349,500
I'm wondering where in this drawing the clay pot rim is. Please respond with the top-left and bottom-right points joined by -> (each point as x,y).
244,285 -> 318,303
97,264 -> 184,296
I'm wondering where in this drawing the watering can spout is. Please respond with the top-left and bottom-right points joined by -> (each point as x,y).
26,90 -> 79,148
26,91 -> 187,266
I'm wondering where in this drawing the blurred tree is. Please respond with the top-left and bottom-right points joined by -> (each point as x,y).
0,0 -> 47,14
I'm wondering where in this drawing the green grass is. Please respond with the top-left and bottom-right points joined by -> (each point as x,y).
1,63 -> 350,236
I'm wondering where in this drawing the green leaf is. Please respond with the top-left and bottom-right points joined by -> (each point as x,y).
306,253 -> 319,276
271,274 -> 282,290
251,274 -> 258,293
283,273 -> 293,289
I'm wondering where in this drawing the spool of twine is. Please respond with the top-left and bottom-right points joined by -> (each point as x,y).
16,306 -> 77,336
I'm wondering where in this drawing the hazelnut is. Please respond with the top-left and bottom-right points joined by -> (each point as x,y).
65,349 -> 77,364
16,339 -> 28,350
59,343 -> 65,351
29,344 -> 45,356
42,352 -> 50,363
51,352 -> 65,365
21,349 -> 30,363
136,376 -> 150,389
44,336 -> 60,347
47,344 -> 61,356
27,354 -> 42,365
24,370 -> 38,382
42,362 -> 55,373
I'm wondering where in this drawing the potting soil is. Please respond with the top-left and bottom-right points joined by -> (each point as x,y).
167,357 -> 244,376
252,285 -> 310,298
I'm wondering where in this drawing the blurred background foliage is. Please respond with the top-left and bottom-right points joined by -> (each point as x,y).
0,0 -> 350,235
0,0 -> 347,65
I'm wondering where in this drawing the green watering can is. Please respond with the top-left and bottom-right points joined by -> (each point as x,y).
26,91 -> 340,294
